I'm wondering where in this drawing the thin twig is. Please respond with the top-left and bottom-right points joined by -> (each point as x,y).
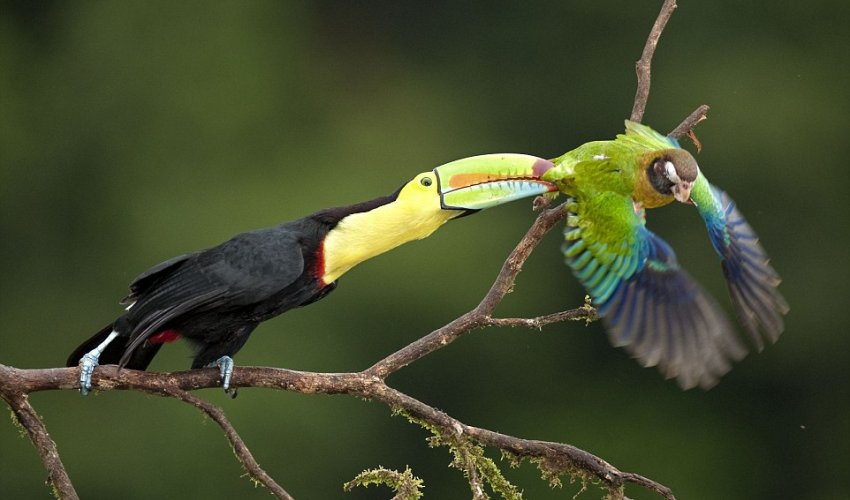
160,387 -> 294,500
620,472 -> 676,500
668,103 -> 710,139
630,0 -> 678,122
462,451 -> 485,500
1,392 -> 78,499
485,308 -> 597,330
365,202 -> 568,379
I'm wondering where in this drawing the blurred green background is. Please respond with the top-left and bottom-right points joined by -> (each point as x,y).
2,1 -> 848,499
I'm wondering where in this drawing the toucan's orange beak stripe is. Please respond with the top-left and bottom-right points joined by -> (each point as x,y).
447,173 -> 524,189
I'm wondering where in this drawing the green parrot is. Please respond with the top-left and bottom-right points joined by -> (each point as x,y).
540,121 -> 788,389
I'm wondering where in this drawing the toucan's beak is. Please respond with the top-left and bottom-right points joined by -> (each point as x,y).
434,154 -> 558,211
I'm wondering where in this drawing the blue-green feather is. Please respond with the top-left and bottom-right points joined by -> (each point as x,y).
563,200 -> 749,389
598,228 -> 747,388
692,179 -> 789,349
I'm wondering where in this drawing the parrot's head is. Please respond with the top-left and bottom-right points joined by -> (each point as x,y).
646,148 -> 699,205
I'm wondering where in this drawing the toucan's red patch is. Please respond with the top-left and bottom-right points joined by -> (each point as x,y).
149,329 -> 181,344
314,240 -> 327,284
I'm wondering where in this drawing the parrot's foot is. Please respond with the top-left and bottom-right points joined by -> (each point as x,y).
77,330 -> 120,396
211,356 -> 237,398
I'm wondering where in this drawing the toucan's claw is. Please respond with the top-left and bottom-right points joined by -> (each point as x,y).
77,329 -> 120,395
78,352 -> 99,396
212,355 -> 236,397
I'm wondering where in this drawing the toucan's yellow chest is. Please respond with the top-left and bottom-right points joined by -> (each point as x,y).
318,199 -> 456,284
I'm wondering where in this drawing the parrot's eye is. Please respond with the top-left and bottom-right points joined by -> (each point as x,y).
662,161 -> 681,183
648,158 -> 675,195
420,177 -> 433,187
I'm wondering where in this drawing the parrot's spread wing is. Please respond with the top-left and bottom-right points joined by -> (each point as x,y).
564,191 -> 748,389
691,176 -> 788,350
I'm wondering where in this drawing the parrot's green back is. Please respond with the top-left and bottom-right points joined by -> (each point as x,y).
544,121 -> 679,200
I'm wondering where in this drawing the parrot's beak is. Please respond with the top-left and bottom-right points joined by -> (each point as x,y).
434,154 -> 557,211
672,181 -> 695,205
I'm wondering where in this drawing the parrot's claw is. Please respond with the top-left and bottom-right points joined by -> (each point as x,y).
78,352 -> 100,396
211,356 -> 237,398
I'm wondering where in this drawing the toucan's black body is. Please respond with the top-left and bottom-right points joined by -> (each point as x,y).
66,194 -> 395,372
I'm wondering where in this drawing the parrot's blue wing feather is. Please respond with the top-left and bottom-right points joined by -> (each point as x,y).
693,179 -> 789,350
599,227 -> 748,389
564,193 -> 748,389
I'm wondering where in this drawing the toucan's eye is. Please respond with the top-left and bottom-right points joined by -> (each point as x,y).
420,176 -> 433,187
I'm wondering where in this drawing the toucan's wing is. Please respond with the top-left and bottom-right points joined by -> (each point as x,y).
196,227 -> 307,306
118,226 -> 306,364
564,191 -> 747,389
122,252 -> 196,304
690,175 -> 788,350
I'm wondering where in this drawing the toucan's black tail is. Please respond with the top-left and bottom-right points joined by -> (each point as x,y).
66,323 -> 162,371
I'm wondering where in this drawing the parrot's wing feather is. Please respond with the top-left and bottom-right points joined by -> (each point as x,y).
601,228 -> 748,389
691,177 -> 789,350
565,192 -> 747,389
618,120 -> 680,150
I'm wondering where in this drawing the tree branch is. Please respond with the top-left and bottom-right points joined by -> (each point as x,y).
159,386 -> 294,500
365,202 -> 569,379
484,305 -> 597,330
631,0 -> 677,123
630,0 -> 711,143
668,103 -> 711,151
668,104 -> 709,139
0,363 -> 673,499
1,390 -> 78,500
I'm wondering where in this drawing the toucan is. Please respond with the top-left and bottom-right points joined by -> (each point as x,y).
67,154 -> 558,395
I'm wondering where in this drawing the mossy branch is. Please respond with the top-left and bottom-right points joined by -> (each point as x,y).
343,466 -> 424,500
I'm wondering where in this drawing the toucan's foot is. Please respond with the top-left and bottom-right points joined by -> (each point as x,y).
78,352 -> 100,396
211,356 -> 236,397
76,330 -> 120,396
